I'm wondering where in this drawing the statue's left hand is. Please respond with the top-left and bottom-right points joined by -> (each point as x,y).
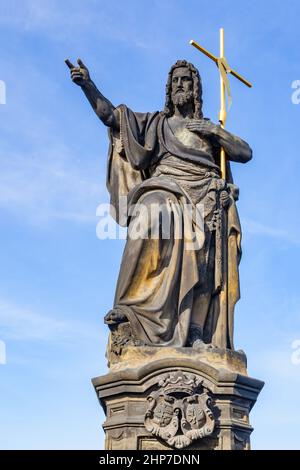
220,190 -> 230,208
186,119 -> 220,138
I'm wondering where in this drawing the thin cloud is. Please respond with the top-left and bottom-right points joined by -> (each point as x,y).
242,218 -> 300,245
0,146 -> 104,227
0,0 -> 171,52
0,298 -> 101,343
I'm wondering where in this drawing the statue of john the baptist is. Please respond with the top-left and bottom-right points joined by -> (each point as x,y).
66,58 -> 252,351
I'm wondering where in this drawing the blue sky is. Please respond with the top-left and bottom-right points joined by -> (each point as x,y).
0,0 -> 299,450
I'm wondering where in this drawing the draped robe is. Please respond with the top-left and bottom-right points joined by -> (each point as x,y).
106,104 -> 242,349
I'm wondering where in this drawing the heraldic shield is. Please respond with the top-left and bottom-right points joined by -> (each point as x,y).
144,371 -> 215,449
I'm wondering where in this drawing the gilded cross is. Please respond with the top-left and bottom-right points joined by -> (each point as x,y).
190,28 -> 252,179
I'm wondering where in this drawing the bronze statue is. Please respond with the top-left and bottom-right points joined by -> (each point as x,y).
66,58 -> 252,352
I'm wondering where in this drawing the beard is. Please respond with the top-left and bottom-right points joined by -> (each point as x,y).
171,90 -> 193,107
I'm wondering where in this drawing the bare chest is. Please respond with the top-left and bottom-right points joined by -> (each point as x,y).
168,118 -> 214,155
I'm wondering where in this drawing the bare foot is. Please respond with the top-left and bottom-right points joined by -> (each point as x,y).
192,339 -> 206,350
104,309 -> 128,325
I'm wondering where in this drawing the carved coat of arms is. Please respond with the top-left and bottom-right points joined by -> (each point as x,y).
144,371 -> 215,449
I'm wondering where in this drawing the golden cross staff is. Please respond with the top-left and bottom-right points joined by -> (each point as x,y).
190,28 -> 252,180
190,29 -> 252,348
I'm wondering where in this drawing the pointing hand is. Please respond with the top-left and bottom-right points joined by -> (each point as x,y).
65,58 -> 90,87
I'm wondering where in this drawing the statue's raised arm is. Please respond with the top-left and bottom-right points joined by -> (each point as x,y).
65,58 -> 120,130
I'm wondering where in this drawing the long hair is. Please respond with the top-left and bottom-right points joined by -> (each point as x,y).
164,60 -> 203,118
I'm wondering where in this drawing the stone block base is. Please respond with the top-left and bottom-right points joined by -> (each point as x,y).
92,346 -> 264,450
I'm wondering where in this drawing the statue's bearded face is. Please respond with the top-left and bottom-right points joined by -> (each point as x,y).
171,66 -> 194,107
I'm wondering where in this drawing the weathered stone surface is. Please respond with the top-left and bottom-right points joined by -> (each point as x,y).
107,343 -> 248,374
92,346 -> 263,450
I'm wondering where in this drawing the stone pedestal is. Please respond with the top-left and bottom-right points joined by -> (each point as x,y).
92,346 -> 264,450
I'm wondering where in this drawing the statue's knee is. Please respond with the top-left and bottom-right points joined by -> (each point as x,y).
140,190 -> 168,207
